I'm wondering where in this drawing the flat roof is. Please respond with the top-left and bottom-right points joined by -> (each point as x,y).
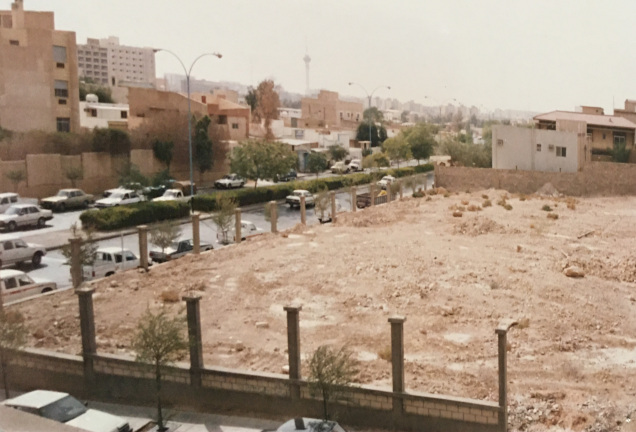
534,110 -> 636,130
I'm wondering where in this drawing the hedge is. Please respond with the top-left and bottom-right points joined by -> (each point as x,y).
80,201 -> 190,231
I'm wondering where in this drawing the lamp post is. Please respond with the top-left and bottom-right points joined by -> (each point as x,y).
348,82 -> 390,148
154,49 -> 222,206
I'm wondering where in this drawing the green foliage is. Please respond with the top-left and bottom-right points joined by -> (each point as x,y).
150,221 -> 181,253
5,170 -> 25,192
611,140 -> 631,163
153,140 -> 175,171
308,345 -> 358,421
362,152 -> 390,169
403,123 -> 436,163
362,107 -> 384,123
0,310 -> 28,398
0,126 -> 12,142
118,162 -> 150,188
306,152 -> 329,176
80,201 -> 190,231
60,222 -> 98,267
356,122 -> 387,147
327,145 -> 348,162
193,116 -> 214,174
152,169 -> 174,187
65,166 -> 83,187
245,87 -> 258,115
382,136 -> 412,168
79,80 -> 114,103
230,139 -> 297,188
132,309 -> 188,431
91,128 -> 131,155
211,194 -> 237,244
361,148 -> 372,158
441,138 -> 492,168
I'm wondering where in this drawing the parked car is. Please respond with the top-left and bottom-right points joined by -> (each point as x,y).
0,192 -> 19,213
215,174 -> 245,189
286,190 -> 315,208
40,189 -> 94,212
275,418 -> 346,432
331,161 -> 350,174
376,175 -> 396,190
348,159 -> 362,172
0,269 -> 57,305
0,237 -> 47,267
216,220 -> 264,244
83,247 -> 140,281
149,239 -> 213,263
152,189 -> 191,203
275,170 -> 298,182
0,204 -> 53,232
3,390 -> 131,432
95,189 -> 144,208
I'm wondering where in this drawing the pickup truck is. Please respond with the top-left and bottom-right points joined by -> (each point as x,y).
331,161 -> 350,174
0,238 -> 47,267
0,204 -> 53,232
40,189 -> 94,212
348,159 -> 362,172
217,220 -> 263,244
82,247 -> 140,281
286,190 -> 315,208
215,174 -> 245,189
356,190 -> 388,209
376,175 -> 396,190
0,269 -> 56,305
95,189 -> 144,208
152,189 -> 191,203
149,239 -> 213,263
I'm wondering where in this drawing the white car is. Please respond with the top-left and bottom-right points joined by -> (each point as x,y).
0,269 -> 57,305
0,204 -> 53,232
83,247 -> 140,281
217,220 -> 264,244
286,190 -> 315,208
331,161 -> 350,174
348,159 -> 362,172
0,237 -> 47,267
276,418 -> 346,432
3,390 -> 131,432
152,189 -> 190,203
376,175 -> 397,190
95,189 -> 144,208
215,174 -> 245,189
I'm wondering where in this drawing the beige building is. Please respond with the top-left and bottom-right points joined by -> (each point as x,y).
77,36 -> 155,88
301,90 -> 363,129
79,94 -> 128,130
0,0 -> 80,133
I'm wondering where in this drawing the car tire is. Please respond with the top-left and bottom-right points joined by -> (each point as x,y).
37,217 -> 45,228
7,221 -> 16,232
41,287 -> 53,294
32,252 -> 43,266
105,272 -> 114,277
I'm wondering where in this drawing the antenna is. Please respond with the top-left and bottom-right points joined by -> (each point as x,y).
303,38 -> 311,95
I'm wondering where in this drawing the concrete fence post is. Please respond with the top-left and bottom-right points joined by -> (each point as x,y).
300,196 -> 306,225
284,305 -> 302,400
389,316 -> 406,415
77,287 -> 97,386
192,214 -> 200,255
387,185 -> 392,203
370,184 -> 376,207
70,238 -> 82,289
183,295 -> 204,387
330,191 -> 337,223
270,201 -> 278,233
351,186 -> 357,213
496,320 -> 518,432
235,208 -> 242,244
399,181 -> 404,200
137,225 -> 149,272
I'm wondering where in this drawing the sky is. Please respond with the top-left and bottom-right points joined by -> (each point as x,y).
15,0 -> 636,114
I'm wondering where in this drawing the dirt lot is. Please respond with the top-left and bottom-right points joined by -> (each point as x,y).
13,187 -> 636,432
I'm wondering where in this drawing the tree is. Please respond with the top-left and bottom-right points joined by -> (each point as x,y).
210,194 -> 237,244
5,170 -> 25,192
328,145 -> 348,162
65,166 -> 83,187
132,309 -> 188,432
61,223 -> 98,271
118,161 -> 150,188
0,309 -> 28,399
362,107 -> 384,123
193,116 -> 214,175
245,86 -> 258,119
400,110 -> 410,123
230,139 -> 297,188
308,345 -> 358,421
254,80 -> 281,140
79,79 -> 114,103
382,136 -> 412,168
612,140 -> 631,163
362,152 -> 390,170
153,140 -> 175,173
306,152 -> 328,177
91,128 -> 131,155
403,123 -> 436,164
355,122 -> 387,148
313,189 -> 331,222
150,222 -> 181,253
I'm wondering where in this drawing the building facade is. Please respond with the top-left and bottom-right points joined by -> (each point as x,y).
301,90 -> 363,129
79,94 -> 128,130
0,0 -> 80,133
77,36 -> 155,88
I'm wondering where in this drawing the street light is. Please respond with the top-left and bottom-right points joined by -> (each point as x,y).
154,49 -> 222,206
348,82 -> 390,148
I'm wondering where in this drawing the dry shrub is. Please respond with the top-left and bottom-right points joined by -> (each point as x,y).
428,189 -> 437,196
519,194 -> 527,201
503,204 -> 513,211
425,197 -> 432,201
566,197 -> 577,210
160,289 -> 180,303
518,317 -> 530,329
467,204 -> 481,212
482,199 -> 492,207
452,210 -> 463,217
497,199 -> 507,207
378,345 -> 391,362
529,224 -> 534,229
481,194 -> 489,199
542,204 -> 552,211
443,193 -> 450,198
461,200 -> 469,205
547,213 -> 559,220
456,205 -> 466,212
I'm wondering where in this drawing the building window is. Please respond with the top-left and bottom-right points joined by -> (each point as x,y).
54,80 -> 69,98
9,39 -> 19,46
56,63 -> 65,69
556,146 -> 567,157
614,132 -> 626,146
121,111 -> 128,119
53,45 -> 67,63
56,118 -> 70,133
218,115 -> 228,125
497,139 -> 504,146
232,123 -> 239,129
58,99 -> 67,105
536,143 -> 542,152
602,133 -> 606,140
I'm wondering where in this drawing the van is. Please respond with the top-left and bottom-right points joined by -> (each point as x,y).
0,193 -> 19,213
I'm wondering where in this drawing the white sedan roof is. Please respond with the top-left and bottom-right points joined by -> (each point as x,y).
3,390 -> 68,409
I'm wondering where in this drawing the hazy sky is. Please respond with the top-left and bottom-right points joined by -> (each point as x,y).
17,0 -> 636,113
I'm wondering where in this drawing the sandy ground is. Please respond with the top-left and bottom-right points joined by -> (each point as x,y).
13,187 -> 636,432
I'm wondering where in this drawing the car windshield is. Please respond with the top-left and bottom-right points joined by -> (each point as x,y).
293,191 -> 304,197
109,192 -> 125,200
4,207 -> 20,215
223,175 -> 232,179
39,395 -> 87,423
56,191 -> 70,197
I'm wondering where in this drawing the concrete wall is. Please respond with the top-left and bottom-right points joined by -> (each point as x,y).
435,162 -> 636,196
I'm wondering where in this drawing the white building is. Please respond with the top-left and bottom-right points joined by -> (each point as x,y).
79,94 -> 128,129
77,36 -> 155,87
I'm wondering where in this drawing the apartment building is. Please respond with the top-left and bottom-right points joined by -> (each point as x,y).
0,0 -> 80,133
77,36 -> 155,88
301,90 -> 364,129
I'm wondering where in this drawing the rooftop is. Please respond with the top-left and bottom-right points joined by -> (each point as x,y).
534,110 -> 636,129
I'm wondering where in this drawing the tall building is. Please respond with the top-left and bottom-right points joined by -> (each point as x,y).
77,36 -> 155,87
0,0 -> 80,133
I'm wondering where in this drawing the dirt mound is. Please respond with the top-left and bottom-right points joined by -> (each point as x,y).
537,182 -> 561,197
338,203 -> 406,227
566,255 -> 636,283
453,215 -> 507,236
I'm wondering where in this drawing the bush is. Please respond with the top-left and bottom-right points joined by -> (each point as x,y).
542,204 -> 552,212
80,201 -> 190,231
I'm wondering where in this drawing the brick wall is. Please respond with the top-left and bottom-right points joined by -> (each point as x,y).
435,162 -> 636,196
